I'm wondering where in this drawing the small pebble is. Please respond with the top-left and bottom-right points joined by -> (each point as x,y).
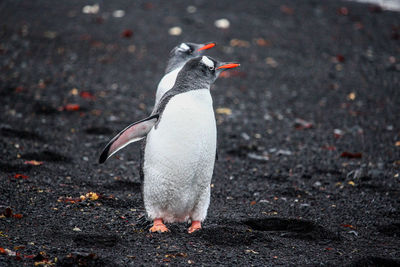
187,5 -> 197,13
108,115 -> 118,122
113,10 -> 125,18
264,113 -> 272,121
276,149 -> 292,156
335,64 -> 343,71
248,153 -> 269,161
241,132 -> 250,140
168,26 -> 182,36
111,83 -> 118,90
43,31 -> 57,39
127,45 -> 136,53
313,181 -> 322,187
214,18 -> 230,29
334,128 -> 344,137
82,4 -> 99,14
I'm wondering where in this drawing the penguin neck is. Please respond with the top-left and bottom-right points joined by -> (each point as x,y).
153,71 -> 211,120
165,58 -> 186,74
174,71 -> 211,92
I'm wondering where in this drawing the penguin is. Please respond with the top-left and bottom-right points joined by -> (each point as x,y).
154,42 -> 216,106
99,56 -> 240,233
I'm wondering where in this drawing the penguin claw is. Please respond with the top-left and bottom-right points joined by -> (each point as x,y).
149,219 -> 169,233
188,221 -> 202,234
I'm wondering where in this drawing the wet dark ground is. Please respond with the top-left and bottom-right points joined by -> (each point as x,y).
1,0 -> 399,266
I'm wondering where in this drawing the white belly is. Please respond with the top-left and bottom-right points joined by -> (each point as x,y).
154,67 -> 182,106
143,89 -> 216,222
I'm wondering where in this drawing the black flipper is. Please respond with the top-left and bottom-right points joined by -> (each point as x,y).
98,114 -> 159,164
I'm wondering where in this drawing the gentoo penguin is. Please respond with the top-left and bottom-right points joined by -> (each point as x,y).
99,56 -> 240,233
154,42 -> 216,106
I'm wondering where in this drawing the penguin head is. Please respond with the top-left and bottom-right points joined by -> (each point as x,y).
176,56 -> 240,89
166,42 -> 216,73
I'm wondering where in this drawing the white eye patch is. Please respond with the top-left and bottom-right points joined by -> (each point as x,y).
201,56 -> 214,68
179,43 -> 190,51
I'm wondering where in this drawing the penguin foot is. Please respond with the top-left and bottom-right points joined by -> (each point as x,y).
188,221 -> 202,233
149,218 -> 169,233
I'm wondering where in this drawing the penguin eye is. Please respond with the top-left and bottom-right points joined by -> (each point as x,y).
208,66 -> 214,71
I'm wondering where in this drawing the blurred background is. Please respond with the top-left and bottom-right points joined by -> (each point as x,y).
0,0 -> 399,265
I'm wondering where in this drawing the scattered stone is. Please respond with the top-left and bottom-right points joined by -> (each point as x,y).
82,4 -> 99,14
276,149 -> 292,156
112,10 -> 125,18
241,132 -> 250,141
214,18 -> 230,29
248,153 -> 269,161
168,26 -> 182,36
187,5 -> 197,13
313,181 -> 322,187
265,57 -> 278,68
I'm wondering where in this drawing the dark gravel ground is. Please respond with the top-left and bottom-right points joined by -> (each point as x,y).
1,0 -> 400,266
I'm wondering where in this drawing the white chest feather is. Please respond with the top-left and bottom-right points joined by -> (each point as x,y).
143,89 -> 217,222
146,89 -> 216,173
154,67 -> 182,106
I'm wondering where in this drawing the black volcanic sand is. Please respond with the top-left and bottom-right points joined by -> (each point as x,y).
1,0 -> 399,266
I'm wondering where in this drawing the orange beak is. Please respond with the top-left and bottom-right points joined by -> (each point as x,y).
216,63 -> 240,70
197,42 -> 216,51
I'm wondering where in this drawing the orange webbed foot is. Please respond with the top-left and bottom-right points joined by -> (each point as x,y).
149,218 -> 169,233
188,220 -> 202,234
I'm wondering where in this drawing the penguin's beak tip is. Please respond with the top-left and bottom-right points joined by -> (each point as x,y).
197,42 -> 216,51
